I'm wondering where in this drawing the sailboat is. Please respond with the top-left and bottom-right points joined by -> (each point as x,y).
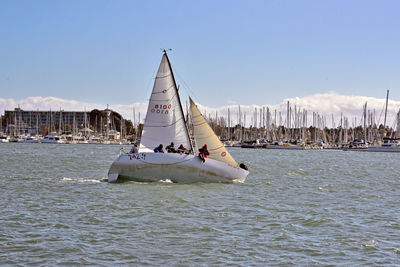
107,51 -> 249,183
368,90 -> 400,152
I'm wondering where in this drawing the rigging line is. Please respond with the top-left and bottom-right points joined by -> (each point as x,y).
172,67 -> 201,103
141,63 -> 159,103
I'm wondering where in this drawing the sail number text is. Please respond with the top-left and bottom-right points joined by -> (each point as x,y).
151,104 -> 172,114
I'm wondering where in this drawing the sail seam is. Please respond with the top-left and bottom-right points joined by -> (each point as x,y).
192,114 -> 203,119
208,145 -> 224,151
193,121 -> 207,127
149,93 -> 178,102
194,133 -> 214,139
152,84 -> 174,94
144,117 -> 185,127
155,73 -> 172,79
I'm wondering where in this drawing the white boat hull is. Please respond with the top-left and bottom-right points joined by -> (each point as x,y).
41,140 -> 61,144
265,145 -> 301,150
108,153 -> 249,183
368,146 -> 400,152
25,140 -> 39,143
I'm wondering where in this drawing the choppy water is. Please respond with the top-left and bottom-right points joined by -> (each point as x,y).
1,143 -> 399,266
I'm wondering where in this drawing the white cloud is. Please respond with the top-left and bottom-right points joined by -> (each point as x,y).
195,92 -> 400,128
1,92 -> 399,128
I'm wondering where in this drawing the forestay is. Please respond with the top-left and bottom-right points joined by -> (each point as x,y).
139,53 -> 192,153
190,98 -> 239,167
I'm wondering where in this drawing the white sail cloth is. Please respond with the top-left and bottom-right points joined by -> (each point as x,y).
139,54 -> 192,153
190,98 -> 239,167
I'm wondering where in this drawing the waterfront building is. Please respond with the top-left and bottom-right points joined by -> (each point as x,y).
1,107 -> 118,136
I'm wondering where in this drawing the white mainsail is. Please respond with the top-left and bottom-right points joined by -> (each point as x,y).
139,53 -> 192,153
190,98 -> 239,167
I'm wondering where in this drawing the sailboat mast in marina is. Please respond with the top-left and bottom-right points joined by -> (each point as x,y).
108,51 -> 249,183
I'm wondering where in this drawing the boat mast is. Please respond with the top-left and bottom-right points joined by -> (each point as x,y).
84,107 -> 87,138
36,109 -> 39,137
363,102 -> 367,144
163,50 -> 194,153
383,89 -> 389,132
59,108 -> 62,135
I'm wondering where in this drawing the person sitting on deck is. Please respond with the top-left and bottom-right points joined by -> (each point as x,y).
129,144 -> 138,154
166,142 -> 176,153
154,144 -> 164,153
198,144 -> 209,162
177,144 -> 187,154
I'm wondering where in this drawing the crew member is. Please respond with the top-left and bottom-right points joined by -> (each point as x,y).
198,144 -> 209,162
129,144 -> 138,154
154,144 -> 164,153
177,144 -> 187,154
166,142 -> 176,153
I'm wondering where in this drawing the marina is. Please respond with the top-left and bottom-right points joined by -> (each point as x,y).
0,107 -> 136,145
2,89 -> 399,151
2,100 -> 399,152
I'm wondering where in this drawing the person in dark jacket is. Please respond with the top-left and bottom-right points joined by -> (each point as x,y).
166,142 -> 176,153
177,144 -> 187,154
154,144 -> 164,153
198,144 -> 209,162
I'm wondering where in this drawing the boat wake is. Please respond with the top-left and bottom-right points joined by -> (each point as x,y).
158,179 -> 173,183
60,177 -> 102,183
232,178 -> 245,184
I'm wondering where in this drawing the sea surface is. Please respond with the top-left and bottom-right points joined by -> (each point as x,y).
1,143 -> 399,266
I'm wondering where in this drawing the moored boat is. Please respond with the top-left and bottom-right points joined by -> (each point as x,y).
25,136 -> 40,143
0,136 -> 10,143
265,142 -> 301,150
41,134 -> 64,144
368,138 -> 400,152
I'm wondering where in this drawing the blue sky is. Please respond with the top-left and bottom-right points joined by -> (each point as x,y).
1,0 -> 399,108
